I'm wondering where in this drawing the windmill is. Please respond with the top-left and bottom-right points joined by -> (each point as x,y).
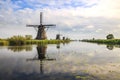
56,34 -> 62,40
56,31 -> 62,40
26,12 -> 56,40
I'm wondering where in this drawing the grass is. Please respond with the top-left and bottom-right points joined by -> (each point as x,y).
0,35 -> 71,46
25,39 -> 70,45
82,39 -> 120,45
0,39 -> 70,46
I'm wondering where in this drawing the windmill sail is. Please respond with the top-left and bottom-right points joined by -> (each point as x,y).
26,12 -> 56,40
26,25 -> 39,27
40,12 -> 42,24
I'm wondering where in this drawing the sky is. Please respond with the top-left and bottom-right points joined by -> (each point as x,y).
0,0 -> 120,40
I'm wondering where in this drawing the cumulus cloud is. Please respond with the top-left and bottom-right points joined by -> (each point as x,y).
0,0 -> 120,39
86,25 -> 94,29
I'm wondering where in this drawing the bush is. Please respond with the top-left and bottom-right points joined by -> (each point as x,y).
8,35 -> 26,45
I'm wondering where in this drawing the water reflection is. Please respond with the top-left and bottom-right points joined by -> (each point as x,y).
106,44 -> 120,50
56,43 -> 60,49
1,42 -> 120,80
8,45 -> 32,52
106,45 -> 114,50
27,45 -> 56,74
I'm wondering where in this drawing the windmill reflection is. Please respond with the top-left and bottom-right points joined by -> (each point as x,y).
56,44 -> 61,55
56,43 -> 60,49
27,45 -> 56,74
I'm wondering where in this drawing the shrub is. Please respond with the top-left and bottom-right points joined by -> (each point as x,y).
8,35 -> 26,45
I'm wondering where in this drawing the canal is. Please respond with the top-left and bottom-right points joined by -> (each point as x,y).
0,41 -> 120,80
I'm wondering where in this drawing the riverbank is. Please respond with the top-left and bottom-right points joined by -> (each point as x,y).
0,39 -> 70,46
25,39 -> 70,45
81,39 -> 120,45
0,40 -> 9,46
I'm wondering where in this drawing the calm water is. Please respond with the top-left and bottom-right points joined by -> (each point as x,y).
0,42 -> 120,80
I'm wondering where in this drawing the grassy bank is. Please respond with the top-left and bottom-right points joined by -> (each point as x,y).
25,39 -> 70,45
81,39 -> 120,45
0,40 -> 9,46
0,39 -> 70,46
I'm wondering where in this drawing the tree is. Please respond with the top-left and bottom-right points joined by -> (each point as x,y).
106,34 -> 114,39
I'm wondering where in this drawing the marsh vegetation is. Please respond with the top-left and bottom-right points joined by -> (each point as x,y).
0,35 -> 70,46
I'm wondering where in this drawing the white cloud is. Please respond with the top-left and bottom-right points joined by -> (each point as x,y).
83,0 -> 120,18
0,0 -> 120,39
86,25 -> 94,29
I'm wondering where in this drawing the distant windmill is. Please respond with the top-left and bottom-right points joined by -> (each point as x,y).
56,34 -> 62,40
26,12 -> 56,40
56,31 -> 62,40
62,36 -> 65,40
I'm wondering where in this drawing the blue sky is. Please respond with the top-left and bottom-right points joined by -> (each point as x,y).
10,0 -> 94,9
0,0 -> 120,39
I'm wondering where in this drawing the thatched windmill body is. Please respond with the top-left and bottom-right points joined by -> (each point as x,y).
27,12 -> 56,40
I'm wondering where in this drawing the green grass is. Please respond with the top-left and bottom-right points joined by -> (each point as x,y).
0,39 -> 70,46
0,35 -> 70,46
25,39 -> 70,45
82,39 -> 120,45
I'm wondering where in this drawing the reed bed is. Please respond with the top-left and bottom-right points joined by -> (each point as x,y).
0,39 -> 70,46
0,35 -> 70,46
0,40 -> 9,46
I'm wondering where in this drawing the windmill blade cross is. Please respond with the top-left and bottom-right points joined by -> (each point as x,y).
26,12 -> 56,40
40,12 -> 42,24
26,25 -> 39,27
43,24 -> 56,26
34,27 -> 38,32
45,26 -> 56,28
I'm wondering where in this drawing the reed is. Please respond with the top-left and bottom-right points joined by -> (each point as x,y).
7,35 -> 26,45
0,35 -> 71,46
0,39 -> 70,46
0,40 -> 9,46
